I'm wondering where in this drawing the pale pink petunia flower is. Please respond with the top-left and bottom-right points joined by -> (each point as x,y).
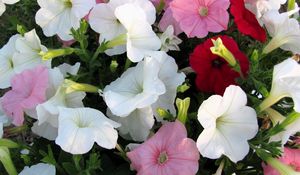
170,0 -> 230,38
1,66 -> 49,126
263,147 -> 300,175
127,120 -> 200,175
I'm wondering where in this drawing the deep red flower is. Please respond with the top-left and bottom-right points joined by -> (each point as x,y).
230,0 -> 266,42
189,35 -> 249,95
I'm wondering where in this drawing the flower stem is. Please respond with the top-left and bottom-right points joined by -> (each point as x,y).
258,94 -> 286,112
0,147 -> 17,175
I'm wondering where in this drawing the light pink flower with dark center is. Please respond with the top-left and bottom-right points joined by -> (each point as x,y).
170,0 -> 230,38
1,66 -> 49,126
127,120 -> 200,175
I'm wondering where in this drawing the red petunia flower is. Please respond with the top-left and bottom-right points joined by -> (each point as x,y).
230,0 -> 266,42
189,35 -> 249,95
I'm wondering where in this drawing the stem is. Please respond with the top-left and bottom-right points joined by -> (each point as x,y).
0,147 -> 17,175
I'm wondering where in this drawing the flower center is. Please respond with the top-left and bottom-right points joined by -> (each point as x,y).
199,6 -> 209,17
158,151 -> 168,165
211,58 -> 225,68
64,0 -> 72,8
8,58 -> 14,69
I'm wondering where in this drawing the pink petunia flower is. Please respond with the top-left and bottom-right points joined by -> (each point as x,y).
127,120 -> 200,175
170,0 -> 230,38
263,147 -> 300,175
1,66 -> 49,126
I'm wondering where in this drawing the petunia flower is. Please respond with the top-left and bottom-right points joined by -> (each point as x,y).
262,10 -> 300,54
169,0 -> 230,38
89,0 -> 156,56
197,85 -> 258,162
35,0 -> 96,40
245,0 -> 287,21
103,57 -> 165,117
158,25 -> 182,52
19,163 -> 55,175
0,99 -> 11,138
127,120 -> 200,175
55,107 -> 120,154
259,57 -> 300,112
262,147 -> 300,175
190,35 -> 249,95
14,29 -> 50,73
230,0 -> 267,42
0,30 -> 49,89
113,3 -> 161,62
0,0 -> 19,16
1,66 -> 49,126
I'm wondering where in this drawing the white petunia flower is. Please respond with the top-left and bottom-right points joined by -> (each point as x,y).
55,107 -> 120,154
114,3 -> 161,62
103,57 -> 165,117
107,107 -> 154,142
262,10 -> 300,54
0,30 -> 49,89
0,0 -> 20,16
158,25 -> 182,52
14,29 -> 50,73
35,0 -> 96,40
0,34 -> 20,88
245,0 -> 287,21
89,0 -> 156,56
19,163 -> 55,175
31,122 -> 58,141
259,57 -> 300,113
197,85 -> 258,163
0,98 -> 11,138
57,62 -> 80,77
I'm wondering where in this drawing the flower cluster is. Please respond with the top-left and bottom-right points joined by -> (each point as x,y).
0,0 -> 299,174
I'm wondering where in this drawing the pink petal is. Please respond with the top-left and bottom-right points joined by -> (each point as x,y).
2,66 -> 49,126
159,8 -> 183,35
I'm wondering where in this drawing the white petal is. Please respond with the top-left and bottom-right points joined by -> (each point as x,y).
222,85 -> 248,115
31,121 -> 58,141
19,163 -> 55,175
2,0 -> 19,4
57,62 -> 81,77
108,107 -> 154,141
0,2 -> 5,16
71,0 -> 96,19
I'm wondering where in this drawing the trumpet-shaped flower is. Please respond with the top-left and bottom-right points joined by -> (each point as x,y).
169,0 -> 230,38
262,10 -> 300,54
35,0 -> 96,40
55,107 -> 120,154
1,66 -> 49,126
127,120 -> 200,175
114,3 -> 161,62
89,0 -> 156,56
14,29 -> 50,73
19,163 -> 55,175
197,85 -> 258,162
107,107 -> 154,141
245,0 -> 287,20
103,57 -> 165,117
259,58 -> 300,112
0,0 -> 19,16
